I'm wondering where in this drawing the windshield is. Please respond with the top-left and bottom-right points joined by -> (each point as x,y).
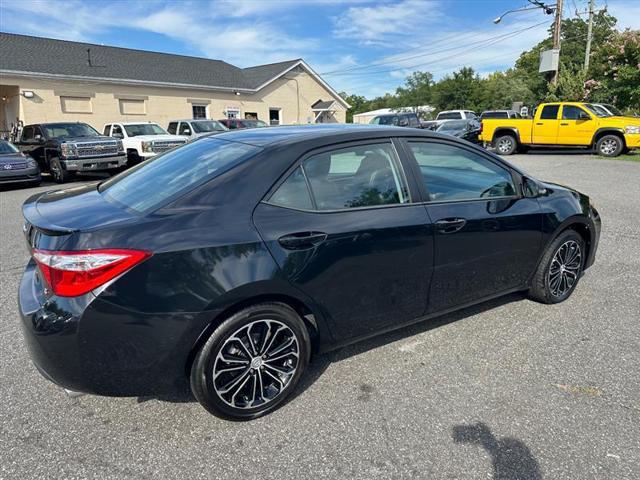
43,123 -> 100,138
192,120 -> 228,133
100,138 -> 261,213
240,120 -> 268,128
123,124 -> 167,136
438,120 -> 468,131
437,112 -> 462,120
0,141 -> 20,154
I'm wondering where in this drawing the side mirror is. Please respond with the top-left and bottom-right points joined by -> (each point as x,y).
183,129 -> 191,135
578,112 -> 591,121
523,177 -> 547,198
34,135 -> 45,144
398,118 -> 409,127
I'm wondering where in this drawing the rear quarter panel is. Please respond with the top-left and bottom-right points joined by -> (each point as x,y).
480,119 -> 534,144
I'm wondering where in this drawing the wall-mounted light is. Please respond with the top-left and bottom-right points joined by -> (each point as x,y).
1,96 -> 6,102
234,91 -> 241,96
22,91 -> 35,98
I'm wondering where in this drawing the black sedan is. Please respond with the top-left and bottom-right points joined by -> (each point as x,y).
0,140 -> 41,187
19,125 -> 600,419
436,119 -> 482,143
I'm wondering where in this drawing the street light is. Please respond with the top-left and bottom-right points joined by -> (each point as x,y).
493,3 -> 556,24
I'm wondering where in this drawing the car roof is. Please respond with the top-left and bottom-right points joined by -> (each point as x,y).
25,122 -> 91,127
108,122 -> 162,126
169,119 -> 222,122
209,124 -> 438,147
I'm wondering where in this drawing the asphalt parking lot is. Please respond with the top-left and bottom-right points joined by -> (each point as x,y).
1,152 -> 639,480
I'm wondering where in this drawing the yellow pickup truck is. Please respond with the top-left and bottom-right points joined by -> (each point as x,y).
480,102 -> 640,157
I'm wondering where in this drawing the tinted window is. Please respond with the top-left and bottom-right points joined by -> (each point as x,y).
100,138 -> 261,213
408,142 -> 516,201
438,112 -> 463,120
303,143 -> 409,210
179,123 -> 191,135
103,125 -> 111,135
481,112 -> 508,119
269,167 -> 313,210
370,116 -> 398,125
562,105 -> 588,120
124,124 -> 167,136
540,105 -> 559,120
43,123 -> 99,138
22,126 -> 34,141
167,122 -> 177,135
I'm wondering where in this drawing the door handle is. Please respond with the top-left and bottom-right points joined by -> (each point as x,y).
278,231 -> 327,250
536,122 -> 544,125
560,122 -> 569,126
435,218 -> 467,234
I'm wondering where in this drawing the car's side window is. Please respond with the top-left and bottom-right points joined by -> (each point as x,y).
269,167 -> 313,210
103,125 -> 111,136
269,142 -> 410,211
167,122 -> 177,135
179,123 -> 191,135
540,105 -> 560,120
562,105 -> 587,120
407,142 -> 516,202
22,126 -> 34,142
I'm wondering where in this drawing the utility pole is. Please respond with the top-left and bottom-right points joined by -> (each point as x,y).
584,0 -> 595,73
551,0 -> 564,85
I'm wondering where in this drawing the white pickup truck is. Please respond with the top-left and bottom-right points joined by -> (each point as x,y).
103,122 -> 188,166
423,110 -> 479,130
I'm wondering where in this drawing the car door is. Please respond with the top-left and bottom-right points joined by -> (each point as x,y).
253,139 -> 435,341
532,104 -> 560,144
401,139 -> 543,313
557,105 -> 596,145
19,126 -> 45,165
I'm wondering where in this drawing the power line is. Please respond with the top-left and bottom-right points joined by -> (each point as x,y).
326,20 -> 551,79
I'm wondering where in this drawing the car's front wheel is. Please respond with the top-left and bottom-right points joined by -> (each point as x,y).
595,134 -> 624,157
529,230 -> 585,304
49,156 -> 73,183
190,302 -> 310,419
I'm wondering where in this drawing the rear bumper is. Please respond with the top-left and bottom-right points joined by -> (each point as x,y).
62,155 -> 126,172
18,260 -> 217,396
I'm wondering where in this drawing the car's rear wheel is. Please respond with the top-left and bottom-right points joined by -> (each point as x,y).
529,230 -> 585,304
494,135 -> 517,155
595,135 -> 624,157
190,302 -> 310,419
49,156 -> 73,184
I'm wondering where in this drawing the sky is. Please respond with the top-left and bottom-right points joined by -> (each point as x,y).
1,0 -> 639,99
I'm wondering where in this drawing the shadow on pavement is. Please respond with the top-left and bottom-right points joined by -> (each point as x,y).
453,422 -> 542,480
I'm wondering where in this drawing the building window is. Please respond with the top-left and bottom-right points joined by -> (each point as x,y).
119,98 -> 146,115
269,108 -> 281,126
192,104 -> 208,119
60,96 -> 92,114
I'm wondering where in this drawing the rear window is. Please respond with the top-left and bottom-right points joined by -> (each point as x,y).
100,138 -> 261,213
481,111 -> 508,119
437,112 -> 462,120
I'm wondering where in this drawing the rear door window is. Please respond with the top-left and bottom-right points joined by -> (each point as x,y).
540,105 -> 560,120
167,122 -> 177,135
269,142 -> 410,211
100,138 -> 261,213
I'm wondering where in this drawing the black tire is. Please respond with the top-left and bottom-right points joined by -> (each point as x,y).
595,134 -> 624,157
494,134 -> 518,155
528,229 -> 586,304
49,156 -> 73,183
127,150 -> 141,167
190,302 -> 311,420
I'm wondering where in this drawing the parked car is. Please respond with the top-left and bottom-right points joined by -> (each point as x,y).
480,101 -> 640,157
167,119 -> 228,139
590,103 -> 638,118
219,118 -> 269,129
480,110 -> 522,120
0,139 -> 41,187
369,112 -> 423,128
423,110 -> 479,130
15,122 -> 126,183
19,125 -> 600,419
103,122 -> 188,166
436,119 -> 482,143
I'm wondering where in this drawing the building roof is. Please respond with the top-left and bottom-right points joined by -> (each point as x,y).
353,106 -> 434,117
0,32 -> 349,107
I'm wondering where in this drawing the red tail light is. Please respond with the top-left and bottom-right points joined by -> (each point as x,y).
33,249 -> 151,297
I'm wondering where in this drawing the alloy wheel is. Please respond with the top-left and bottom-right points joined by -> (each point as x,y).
547,240 -> 582,298
212,319 -> 300,409
497,138 -> 514,154
599,138 -> 618,155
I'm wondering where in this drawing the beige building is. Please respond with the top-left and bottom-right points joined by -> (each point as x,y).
0,33 -> 348,138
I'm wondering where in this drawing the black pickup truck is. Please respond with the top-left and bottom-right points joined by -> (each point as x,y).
15,122 -> 127,183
